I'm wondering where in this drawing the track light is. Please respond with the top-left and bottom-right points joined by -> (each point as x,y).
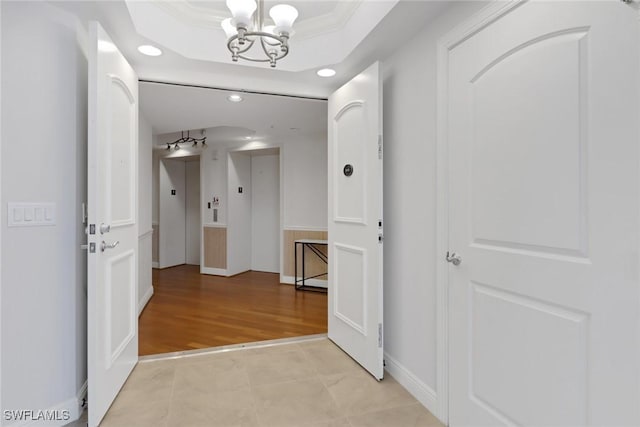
166,143 -> 171,150
169,130 -> 207,150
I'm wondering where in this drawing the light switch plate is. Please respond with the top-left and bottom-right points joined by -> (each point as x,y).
8,203 -> 56,227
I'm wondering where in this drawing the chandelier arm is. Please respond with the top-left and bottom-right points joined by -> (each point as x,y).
228,32 -> 288,61
236,55 -> 272,63
260,36 -> 274,58
228,36 -> 256,55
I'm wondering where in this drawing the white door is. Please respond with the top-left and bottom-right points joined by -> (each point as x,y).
159,158 -> 186,268
447,2 -> 640,425
328,62 -> 383,379
185,159 -> 201,265
87,22 -> 139,427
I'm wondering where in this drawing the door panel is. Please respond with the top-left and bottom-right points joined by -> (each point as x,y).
447,2 -> 639,425
88,22 -> 139,427
334,243 -> 366,334
333,101 -> 367,224
471,30 -> 587,255
328,62 -> 383,380
108,77 -> 137,227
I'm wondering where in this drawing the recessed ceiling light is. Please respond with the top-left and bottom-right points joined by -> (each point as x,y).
138,45 -> 162,56
98,40 -> 117,53
317,68 -> 336,77
227,94 -> 243,103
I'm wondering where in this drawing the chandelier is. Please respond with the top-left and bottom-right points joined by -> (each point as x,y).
166,130 -> 207,150
221,0 -> 299,68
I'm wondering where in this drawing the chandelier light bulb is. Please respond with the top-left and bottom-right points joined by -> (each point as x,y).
269,4 -> 298,35
221,18 -> 238,38
226,0 -> 257,29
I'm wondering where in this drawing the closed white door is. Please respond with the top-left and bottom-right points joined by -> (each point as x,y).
159,158 -> 186,268
185,159 -> 201,265
251,153 -> 280,273
328,62 -> 384,380
447,2 -> 640,425
87,22 -> 139,427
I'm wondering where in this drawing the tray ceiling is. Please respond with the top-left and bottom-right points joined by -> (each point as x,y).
125,0 -> 397,71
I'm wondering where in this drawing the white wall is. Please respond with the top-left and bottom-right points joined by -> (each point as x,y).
1,1 -> 87,423
379,0 -> 488,417
185,159 -> 200,265
251,153 -> 280,273
227,152 -> 252,275
159,159 -> 186,268
138,114 -> 154,312
283,135 -> 327,229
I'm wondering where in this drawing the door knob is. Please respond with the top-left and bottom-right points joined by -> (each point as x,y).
446,251 -> 462,266
100,223 -> 111,234
101,240 -> 119,252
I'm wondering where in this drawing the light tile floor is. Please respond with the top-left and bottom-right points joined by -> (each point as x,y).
88,338 -> 444,427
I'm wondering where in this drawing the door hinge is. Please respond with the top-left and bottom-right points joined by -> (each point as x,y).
378,135 -> 383,160
378,323 -> 383,348
81,202 -> 88,225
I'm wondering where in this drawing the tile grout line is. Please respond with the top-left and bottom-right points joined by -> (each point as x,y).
298,340 -> 347,425
163,362 -> 179,427
244,361 -> 264,427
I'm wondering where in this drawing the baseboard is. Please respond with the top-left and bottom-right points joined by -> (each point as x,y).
383,353 -> 440,420
4,381 -> 87,427
201,266 -> 227,276
75,380 -> 88,417
152,261 -> 159,269
281,275 -> 327,288
138,285 -> 154,316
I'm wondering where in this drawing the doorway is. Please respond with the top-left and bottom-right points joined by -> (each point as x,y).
139,82 -> 330,357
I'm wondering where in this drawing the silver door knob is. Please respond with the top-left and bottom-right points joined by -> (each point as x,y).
446,251 -> 462,266
100,223 -> 111,234
101,240 -> 119,252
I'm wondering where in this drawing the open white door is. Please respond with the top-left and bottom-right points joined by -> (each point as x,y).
87,22 -> 138,427
328,62 -> 383,380
445,2 -> 640,425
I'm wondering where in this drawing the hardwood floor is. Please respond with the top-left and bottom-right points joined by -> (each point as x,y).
138,265 -> 328,356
